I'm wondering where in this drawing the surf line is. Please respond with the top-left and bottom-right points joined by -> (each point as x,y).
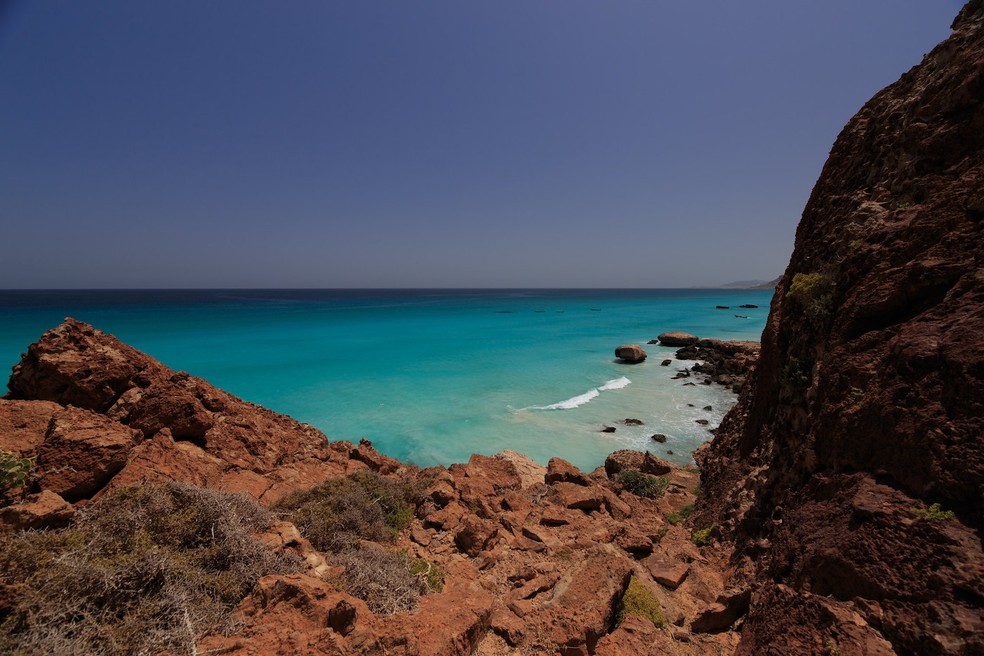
526,376 -> 631,411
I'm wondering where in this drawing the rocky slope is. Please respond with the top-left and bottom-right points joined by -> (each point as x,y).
695,3 -> 984,655
1,319 -> 737,655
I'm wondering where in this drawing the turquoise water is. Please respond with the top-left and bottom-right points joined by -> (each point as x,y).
0,289 -> 771,471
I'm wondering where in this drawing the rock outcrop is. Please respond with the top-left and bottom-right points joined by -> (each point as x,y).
3,318 -> 391,505
695,4 -> 984,654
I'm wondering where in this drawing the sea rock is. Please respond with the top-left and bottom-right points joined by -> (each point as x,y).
621,418 -> 644,426
657,331 -> 699,347
660,359 -> 672,366
651,433 -> 668,443
614,344 -> 647,363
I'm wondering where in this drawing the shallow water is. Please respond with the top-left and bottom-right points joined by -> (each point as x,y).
0,289 -> 772,471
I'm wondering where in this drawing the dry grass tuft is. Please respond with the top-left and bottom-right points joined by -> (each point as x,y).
0,482 -> 298,656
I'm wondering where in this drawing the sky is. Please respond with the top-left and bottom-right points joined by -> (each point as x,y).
0,1 -> 963,289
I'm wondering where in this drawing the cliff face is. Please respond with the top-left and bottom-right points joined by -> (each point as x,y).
697,3 -> 984,654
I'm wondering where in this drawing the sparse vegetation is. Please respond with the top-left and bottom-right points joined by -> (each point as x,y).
0,451 -> 32,496
691,525 -> 715,546
410,557 -> 445,593
276,470 -> 420,551
781,356 -> 813,391
0,482 -> 298,656
909,502 -> 955,521
616,470 -> 669,499
276,471 -> 439,614
825,638 -> 842,655
667,504 -> 693,526
788,272 -> 834,320
617,576 -> 666,628
335,548 -> 428,615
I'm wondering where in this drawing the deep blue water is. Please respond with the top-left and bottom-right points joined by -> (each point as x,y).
0,289 -> 772,471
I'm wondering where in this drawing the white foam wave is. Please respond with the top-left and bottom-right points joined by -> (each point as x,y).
598,376 -> 631,391
527,376 -> 631,411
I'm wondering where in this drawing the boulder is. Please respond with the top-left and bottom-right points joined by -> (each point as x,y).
651,433 -> 668,443
545,458 -> 592,486
36,405 -> 141,501
657,331 -> 699,347
614,344 -> 647,363
0,490 -> 75,532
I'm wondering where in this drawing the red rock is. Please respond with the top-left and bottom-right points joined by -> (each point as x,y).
36,405 -> 140,501
551,482 -> 605,512
454,515 -> 498,556
645,559 -> 690,591
5,319 -> 373,504
545,457 -> 592,486
0,399 -> 62,455
0,489 -> 74,531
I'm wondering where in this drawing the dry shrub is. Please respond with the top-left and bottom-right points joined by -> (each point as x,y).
335,548 -> 426,615
276,470 -> 419,552
278,472 -> 440,614
0,482 -> 298,656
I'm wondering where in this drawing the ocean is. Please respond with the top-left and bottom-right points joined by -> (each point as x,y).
0,289 -> 772,472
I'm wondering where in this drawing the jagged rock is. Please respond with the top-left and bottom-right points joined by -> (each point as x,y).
658,332 -> 699,347
36,405 -> 140,501
455,515 -> 498,556
545,457 -> 592,486
614,344 -> 647,363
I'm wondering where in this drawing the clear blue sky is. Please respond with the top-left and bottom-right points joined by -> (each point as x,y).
0,1 -> 962,288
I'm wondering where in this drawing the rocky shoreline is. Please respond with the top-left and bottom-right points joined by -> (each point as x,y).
0,319 -> 742,655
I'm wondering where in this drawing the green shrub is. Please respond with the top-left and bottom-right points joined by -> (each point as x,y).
667,504 -> 693,526
909,503 -> 955,521
276,470 -> 419,552
410,557 -> 445,593
788,272 -> 834,320
0,482 -> 298,656
0,451 -> 32,495
616,471 -> 670,499
617,576 -> 666,628
691,525 -> 715,546
781,357 -> 813,390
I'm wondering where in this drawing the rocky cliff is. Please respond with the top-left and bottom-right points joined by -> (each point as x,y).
695,2 -> 984,654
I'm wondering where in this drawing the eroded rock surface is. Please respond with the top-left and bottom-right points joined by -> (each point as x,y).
695,4 -> 984,654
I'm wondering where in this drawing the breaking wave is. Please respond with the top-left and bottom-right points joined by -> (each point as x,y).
527,377 -> 631,411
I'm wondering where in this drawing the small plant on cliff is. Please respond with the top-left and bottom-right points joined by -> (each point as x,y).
909,502 -> 955,521
0,451 -> 32,495
615,470 -> 670,499
410,556 -> 445,593
691,525 -> 716,546
780,356 -> 813,391
616,576 -> 667,628
788,272 -> 834,320
667,504 -> 693,526
0,482 -> 298,656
